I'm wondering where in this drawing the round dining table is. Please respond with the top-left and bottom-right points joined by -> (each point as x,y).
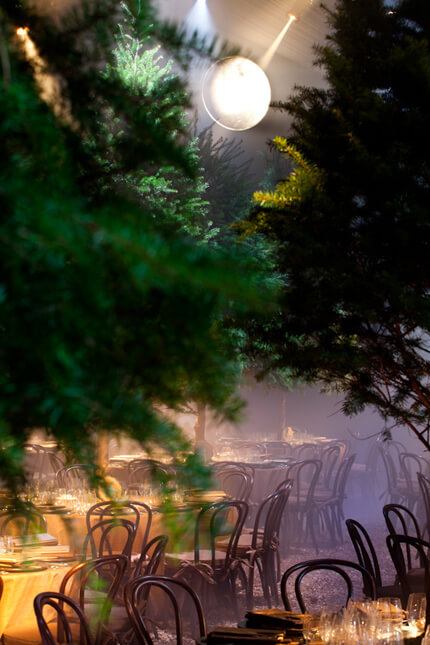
0,562 -> 76,642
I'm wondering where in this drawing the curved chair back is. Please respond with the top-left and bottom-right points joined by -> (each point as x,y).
281,558 -> 376,612
418,473 -> 430,539
133,534 -> 169,578
60,554 -> 128,644
195,500 -> 248,571
252,484 -> 292,551
286,459 -> 322,505
86,500 -> 152,552
399,453 -> 424,484
294,443 -> 319,461
34,592 -> 94,645
320,444 -> 341,489
56,464 -> 95,490
333,455 -> 355,498
262,441 -> 292,458
82,517 -> 136,560
0,507 -> 47,536
23,444 -> 47,481
124,575 -> 207,645
212,464 -> 254,502
383,503 -> 421,571
127,461 -> 171,496
345,518 -> 382,592
387,534 -> 430,622
378,446 -> 402,503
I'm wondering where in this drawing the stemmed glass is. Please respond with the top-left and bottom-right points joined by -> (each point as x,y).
302,615 -> 319,643
319,607 -> 339,644
376,597 -> 403,640
405,592 -> 426,638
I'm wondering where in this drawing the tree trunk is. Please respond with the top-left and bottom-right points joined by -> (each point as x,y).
280,392 -> 287,440
96,431 -> 109,471
195,402 -> 206,442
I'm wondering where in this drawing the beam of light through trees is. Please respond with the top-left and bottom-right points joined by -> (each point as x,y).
259,14 -> 297,70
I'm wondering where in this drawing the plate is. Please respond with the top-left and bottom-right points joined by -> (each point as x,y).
31,554 -> 75,562
0,564 -> 47,573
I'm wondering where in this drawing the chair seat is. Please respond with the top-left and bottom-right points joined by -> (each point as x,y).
312,491 -> 336,503
216,534 -> 261,557
165,550 -> 227,568
377,583 -> 403,598
108,604 -> 131,633
406,567 -> 425,590
286,500 -> 318,510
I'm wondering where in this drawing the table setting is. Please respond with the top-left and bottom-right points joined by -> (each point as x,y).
197,595 -> 429,644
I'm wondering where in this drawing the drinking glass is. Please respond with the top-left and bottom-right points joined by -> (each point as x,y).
406,592 -> 426,637
376,597 -> 403,640
302,615 -> 319,643
421,624 -> 430,645
4,536 -> 14,553
319,607 -> 339,643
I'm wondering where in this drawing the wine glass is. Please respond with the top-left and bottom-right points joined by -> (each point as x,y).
406,592 -> 426,637
376,597 -> 404,639
421,624 -> 430,645
302,615 -> 320,643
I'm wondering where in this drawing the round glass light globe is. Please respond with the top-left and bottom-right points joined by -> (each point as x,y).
202,56 -> 271,131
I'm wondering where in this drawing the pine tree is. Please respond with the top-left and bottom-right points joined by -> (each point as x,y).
0,0 -> 272,493
238,0 -> 430,449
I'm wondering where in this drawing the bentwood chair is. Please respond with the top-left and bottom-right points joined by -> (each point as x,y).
56,464 -> 96,490
239,484 -> 292,608
167,500 -> 248,617
386,534 -> 430,618
124,576 -> 207,645
315,454 -> 356,544
82,517 -> 136,560
212,463 -> 254,502
378,446 -> 409,505
319,444 -> 342,491
346,518 -> 401,598
261,441 -> 292,459
0,506 -> 47,536
283,459 -> 322,552
418,473 -> 430,539
86,500 -> 152,553
281,558 -> 376,613
132,534 -> 169,579
23,444 -> 48,481
127,461 -> 171,493
60,554 -> 128,645
399,453 -> 425,511
3,556 -> 127,645
34,592 -> 94,645
383,504 -> 422,547
107,535 -> 170,643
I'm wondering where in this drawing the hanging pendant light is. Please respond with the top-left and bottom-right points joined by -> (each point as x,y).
202,55 -> 271,131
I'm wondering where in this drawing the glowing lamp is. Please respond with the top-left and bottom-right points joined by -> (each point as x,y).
202,56 -> 271,131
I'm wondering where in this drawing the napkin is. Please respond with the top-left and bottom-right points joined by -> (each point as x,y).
12,533 -> 58,547
206,627 -> 290,643
24,544 -> 70,557
245,609 -> 304,631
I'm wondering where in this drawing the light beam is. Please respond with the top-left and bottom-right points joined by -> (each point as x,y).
183,0 -> 215,38
259,14 -> 297,70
